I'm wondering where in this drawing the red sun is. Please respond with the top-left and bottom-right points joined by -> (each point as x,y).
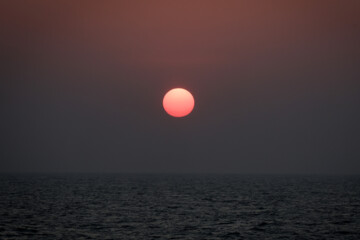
163,88 -> 195,117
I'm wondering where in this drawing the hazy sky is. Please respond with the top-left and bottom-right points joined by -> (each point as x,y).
1,0 -> 360,173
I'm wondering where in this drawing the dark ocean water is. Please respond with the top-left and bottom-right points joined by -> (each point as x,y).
0,174 -> 360,239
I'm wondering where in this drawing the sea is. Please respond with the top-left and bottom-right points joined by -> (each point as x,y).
0,174 -> 359,239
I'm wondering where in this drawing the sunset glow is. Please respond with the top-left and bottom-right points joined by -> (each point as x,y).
163,88 -> 195,117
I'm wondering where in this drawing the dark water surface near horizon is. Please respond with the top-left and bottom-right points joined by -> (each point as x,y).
0,174 -> 360,239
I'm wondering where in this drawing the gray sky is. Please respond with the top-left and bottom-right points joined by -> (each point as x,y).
1,0 -> 360,173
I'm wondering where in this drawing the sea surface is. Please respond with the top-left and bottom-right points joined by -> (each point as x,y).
0,174 -> 360,239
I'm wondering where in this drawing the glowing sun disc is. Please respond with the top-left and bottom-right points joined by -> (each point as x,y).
163,88 -> 195,117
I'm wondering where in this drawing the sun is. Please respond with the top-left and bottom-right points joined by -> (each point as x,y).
163,88 -> 195,117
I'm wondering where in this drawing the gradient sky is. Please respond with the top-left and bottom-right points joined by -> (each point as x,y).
1,0 -> 360,173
